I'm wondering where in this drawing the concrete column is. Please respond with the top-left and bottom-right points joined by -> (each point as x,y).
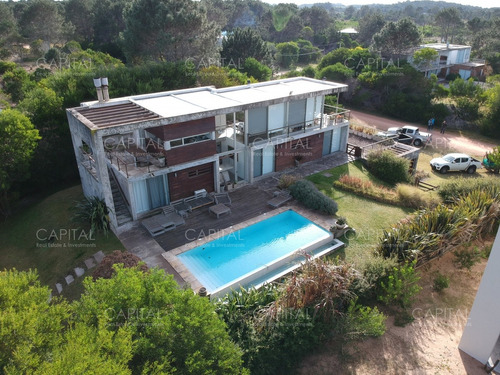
459,228 -> 500,364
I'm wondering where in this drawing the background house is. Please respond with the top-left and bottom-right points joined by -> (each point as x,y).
66,77 -> 349,230
410,43 -> 486,80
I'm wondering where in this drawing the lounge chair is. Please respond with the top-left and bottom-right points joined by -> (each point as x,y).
213,192 -> 231,206
267,192 -> 292,208
142,207 -> 185,237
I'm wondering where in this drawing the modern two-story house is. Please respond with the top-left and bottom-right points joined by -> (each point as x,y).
410,43 -> 486,80
66,77 -> 349,230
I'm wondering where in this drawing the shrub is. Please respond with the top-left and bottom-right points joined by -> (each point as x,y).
366,150 -> 410,185
289,180 -> 338,215
92,250 -> 148,280
351,255 -> 398,302
334,175 -> 399,204
335,298 -> 386,345
396,183 -> 441,209
72,196 -> 110,236
378,261 -> 422,310
433,272 -> 449,292
453,247 -> 481,271
438,177 -> 500,203
277,174 -> 298,190
378,189 -> 500,266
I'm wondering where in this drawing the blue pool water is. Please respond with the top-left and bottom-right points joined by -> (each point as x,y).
177,210 -> 331,293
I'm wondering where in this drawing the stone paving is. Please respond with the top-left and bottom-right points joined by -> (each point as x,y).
55,251 -> 106,295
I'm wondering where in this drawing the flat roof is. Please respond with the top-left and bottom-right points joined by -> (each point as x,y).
421,43 -> 470,51
70,77 -> 348,131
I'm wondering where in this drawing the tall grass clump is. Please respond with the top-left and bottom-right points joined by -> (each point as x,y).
396,184 -> 441,209
438,177 -> 500,203
378,189 -> 500,266
366,150 -> 411,185
289,180 -> 338,215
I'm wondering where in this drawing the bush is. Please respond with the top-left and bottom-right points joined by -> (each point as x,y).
396,183 -> 441,209
378,261 -> 422,310
433,272 -> 449,292
351,255 -> 398,302
92,250 -> 148,280
277,174 -> 298,190
453,247 -> 481,271
438,177 -> 500,203
366,150 -> 410,185
289,180 -> 338,215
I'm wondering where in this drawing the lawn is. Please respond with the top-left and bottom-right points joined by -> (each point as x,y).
0,185 -> 123,299
308,161 -> 413,268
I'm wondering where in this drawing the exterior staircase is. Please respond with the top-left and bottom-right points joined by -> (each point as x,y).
109,170 -> 132,226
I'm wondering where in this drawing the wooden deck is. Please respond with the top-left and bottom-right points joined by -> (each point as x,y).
155,183 -> 277,252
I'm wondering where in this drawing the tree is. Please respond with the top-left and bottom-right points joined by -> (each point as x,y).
317,63 -> 353,82
412,47 -> 439,70
372,18 -> 421,59
76,266 -> 248,374
242,57 -> 272,81
64,0 -> 95,44
92,0 -> 129,56
296,39 -> 321,64
434,7 -> 462,43
19,0 -> 69,45
0,269 -> 133,374
0,2 -> 18,58
298,6 -> 333,37
0,110 -> 40,216
275,41 -> 299,68
121,0 -> 220,64
221,28 -> 270,68
358,12 -> 386,47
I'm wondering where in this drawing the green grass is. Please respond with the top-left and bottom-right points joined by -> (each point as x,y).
308,161 -> 412,268
0,185 -> 123,299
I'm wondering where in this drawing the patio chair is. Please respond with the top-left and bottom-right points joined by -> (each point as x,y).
142,207 -> 185,236
213,192 -> 232,206
267,192 -> 292,208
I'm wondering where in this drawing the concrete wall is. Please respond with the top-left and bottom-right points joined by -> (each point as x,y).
459,228 -> 500,364
66,112 -> 102,199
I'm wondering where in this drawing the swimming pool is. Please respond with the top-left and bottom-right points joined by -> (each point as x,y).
176,210 -> 335,297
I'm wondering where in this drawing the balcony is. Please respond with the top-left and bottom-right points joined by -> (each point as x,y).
248,107 -> 350,145
106,143 -> 166,178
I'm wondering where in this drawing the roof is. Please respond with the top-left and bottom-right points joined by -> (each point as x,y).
420,43 -> 470,51
340,28 -> 358,34
69,77 -> 348,131
75,102 -> 160,128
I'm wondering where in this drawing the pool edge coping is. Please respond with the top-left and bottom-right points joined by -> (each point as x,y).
162,205 -> 336,293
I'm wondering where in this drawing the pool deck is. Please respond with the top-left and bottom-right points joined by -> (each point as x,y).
116,151 -> 349,287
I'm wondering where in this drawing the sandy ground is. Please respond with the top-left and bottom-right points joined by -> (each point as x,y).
298,240 -> 494,375
350,110 -> 496,157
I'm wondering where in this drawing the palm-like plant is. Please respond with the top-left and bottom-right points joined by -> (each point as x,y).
73,196 -> 111,236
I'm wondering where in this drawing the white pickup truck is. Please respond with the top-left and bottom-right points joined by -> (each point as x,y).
383,125 -> 432,147
430,153 -> 483,174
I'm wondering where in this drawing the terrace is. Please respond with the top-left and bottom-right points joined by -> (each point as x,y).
103,106 -> 350,179
115,151 -> 349,284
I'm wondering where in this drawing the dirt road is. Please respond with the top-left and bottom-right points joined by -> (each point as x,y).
350,110 -> 496,157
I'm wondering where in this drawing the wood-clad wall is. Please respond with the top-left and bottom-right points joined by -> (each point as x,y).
167,162 -> 215,201
274,134 -> 323,172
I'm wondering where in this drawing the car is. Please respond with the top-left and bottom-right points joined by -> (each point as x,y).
377,125 -> 431,147
430,153 -> 483,174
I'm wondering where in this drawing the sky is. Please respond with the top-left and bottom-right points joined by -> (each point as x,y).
263,0 -> 498,8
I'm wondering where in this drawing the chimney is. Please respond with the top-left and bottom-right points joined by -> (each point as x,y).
93,78 -> 104,102
101,77 -> 110,102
